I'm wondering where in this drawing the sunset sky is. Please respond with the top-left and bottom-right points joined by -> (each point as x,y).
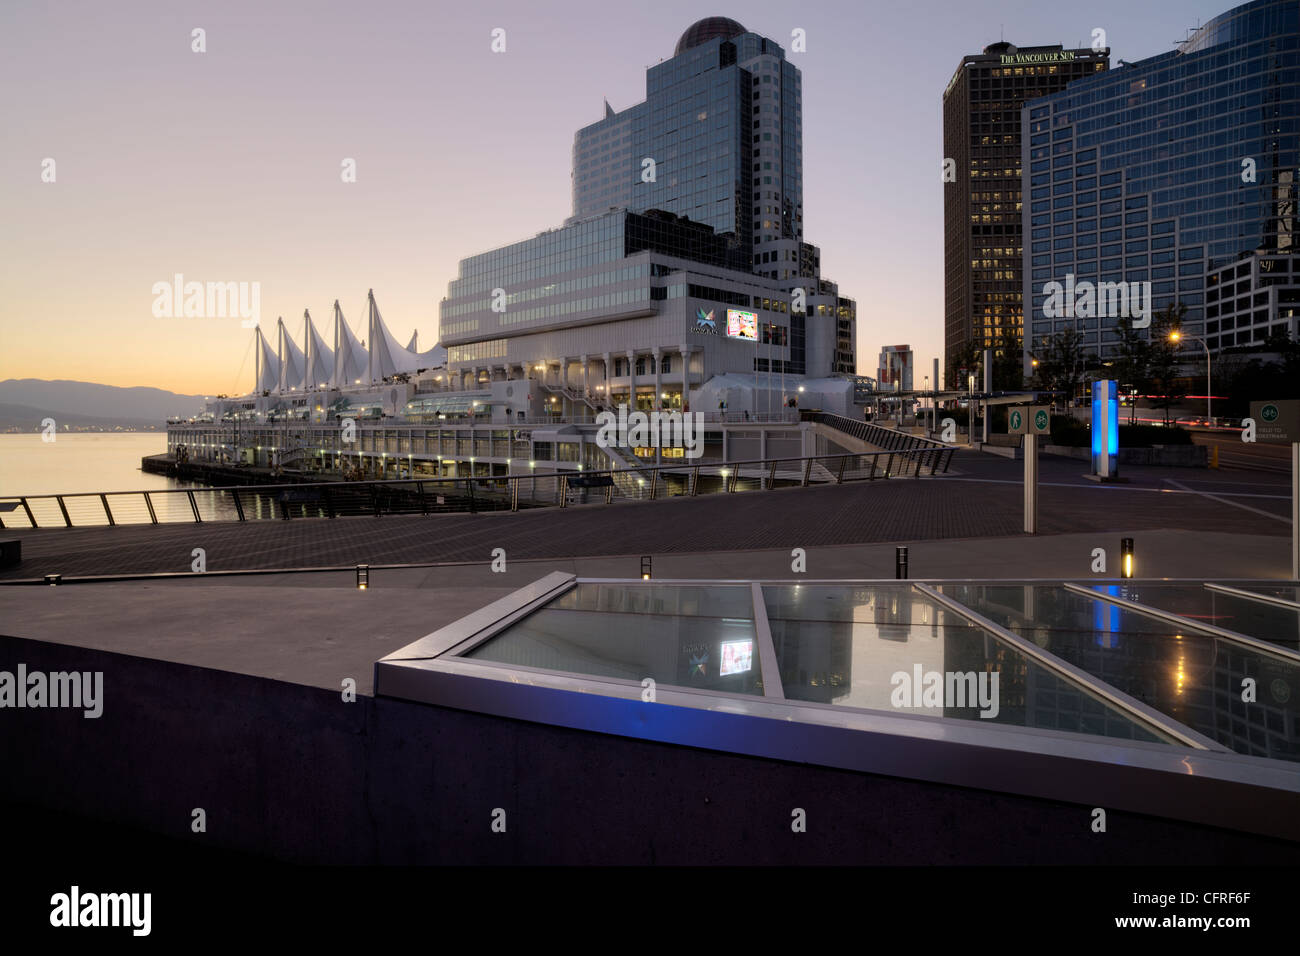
1,0 -> 1227,395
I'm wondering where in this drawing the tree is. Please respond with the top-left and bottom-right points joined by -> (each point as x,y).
1149,302 -> 1187,425
990,328 -> 1024,391
1216,331 -> 1300,417
948,330 -> 1024,392
947,342 -> 982,391
1113,315 -> 1151,424
1030,328 -> 1091,408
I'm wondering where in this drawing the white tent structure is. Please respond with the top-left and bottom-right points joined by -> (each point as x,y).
245,293 -> 444,395
253,326 -> 281,394
277,317 -> 306,393
302,309 -> 334,391
331,300 -> 369,388
366,290 -> 447,382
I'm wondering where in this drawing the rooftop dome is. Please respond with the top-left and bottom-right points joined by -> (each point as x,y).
675,17 -> 746,55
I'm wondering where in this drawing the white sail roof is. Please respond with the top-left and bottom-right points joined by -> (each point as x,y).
303,310 -> 334,390
255,326 -> 281,394
332,300 -> 369,387
367,290 -> 447,380
277,317 -> 305,392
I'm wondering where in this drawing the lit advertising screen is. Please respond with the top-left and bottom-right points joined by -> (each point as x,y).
726,308 -> 757,341
719,640 -> 753,676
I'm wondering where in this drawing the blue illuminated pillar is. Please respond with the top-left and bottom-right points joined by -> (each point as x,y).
1092,380 -> 1119,478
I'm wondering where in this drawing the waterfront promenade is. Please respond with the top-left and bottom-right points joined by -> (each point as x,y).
2,448 -> 1295,867
0,451 -> 1288,581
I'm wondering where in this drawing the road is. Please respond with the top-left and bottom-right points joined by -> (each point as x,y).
1189,428 -> 1292,472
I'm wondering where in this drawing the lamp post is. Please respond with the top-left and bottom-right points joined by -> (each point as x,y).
968,373 -> 976,443
923,375 -> 929,435
1169,329 -> 1212,426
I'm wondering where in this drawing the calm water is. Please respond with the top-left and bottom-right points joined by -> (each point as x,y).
0,432 -> 171,496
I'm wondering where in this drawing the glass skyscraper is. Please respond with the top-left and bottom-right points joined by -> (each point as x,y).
436,18 -> 859,412
943,42 -> 1108,385
1022,0 -> 1299,362
571,17 -> 803,279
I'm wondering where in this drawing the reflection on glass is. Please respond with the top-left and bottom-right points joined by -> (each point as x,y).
465,585 -> 763,695
1083,584 -> 1300,648
1234,584 -> 1300,606
762,585 -> 1169,743
939,585 -> 1300,763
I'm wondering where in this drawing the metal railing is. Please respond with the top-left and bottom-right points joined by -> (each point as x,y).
807,412 -> 952,453
700,410 -> 800,424
0,447 -> 954,530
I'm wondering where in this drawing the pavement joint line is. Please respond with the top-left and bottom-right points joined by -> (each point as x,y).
1163,478 -> 1292,524
949,475 -> 1291,500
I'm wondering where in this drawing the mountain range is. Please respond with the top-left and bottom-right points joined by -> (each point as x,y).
0,380 -> 207,428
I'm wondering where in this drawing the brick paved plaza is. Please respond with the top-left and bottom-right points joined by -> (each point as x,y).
0,451 -> 1290,581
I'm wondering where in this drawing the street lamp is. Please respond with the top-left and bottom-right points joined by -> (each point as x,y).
1169,329 -> 1212,425
968,374 -> 976,443
923,375 -> 929,433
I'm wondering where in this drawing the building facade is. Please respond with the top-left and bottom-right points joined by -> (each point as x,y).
440,17 -> 857,411
572,17 -> 804,280
1021,0 -> 1299,364
943,42 -> 1109,384
437,205 -> 855,414
183,18 -> 865,484
1206,251 -> 1300,350
877,345 -> 914,392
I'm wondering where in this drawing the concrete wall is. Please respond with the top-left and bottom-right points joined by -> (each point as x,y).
2,635 -> 1291,864
1044,444 -> 1208,467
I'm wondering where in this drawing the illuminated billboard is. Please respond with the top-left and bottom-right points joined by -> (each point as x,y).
726,308 -> 757,341
719,640 -> 753,676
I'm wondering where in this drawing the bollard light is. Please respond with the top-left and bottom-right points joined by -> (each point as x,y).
641,556 -> 652,581
356,564 -> 369,590
895,547 -> 908,580
1121,538 -> 1134,579
45,573 -> 62,586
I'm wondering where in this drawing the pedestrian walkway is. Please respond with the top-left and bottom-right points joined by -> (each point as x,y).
0,451 -> 1288,582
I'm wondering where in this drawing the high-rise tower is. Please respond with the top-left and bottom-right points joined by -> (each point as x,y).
942,41 -> 1108,384
572,17 -> 804,280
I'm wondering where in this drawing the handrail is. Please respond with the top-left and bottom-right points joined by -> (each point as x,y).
0,446 -> 955,529
808,411 -> 951,451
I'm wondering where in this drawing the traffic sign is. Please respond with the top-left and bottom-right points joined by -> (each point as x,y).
1008,409 -> 1025,434
1030,406 -> 1051,434
1250,400 -> 1300,444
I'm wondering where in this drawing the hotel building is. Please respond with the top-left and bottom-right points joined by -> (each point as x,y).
943,41 -> 1109,384
183,18 -> 868,480
1021,0 -> 1299,364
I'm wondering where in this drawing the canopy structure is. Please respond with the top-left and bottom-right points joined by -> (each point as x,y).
367,290 -> 447,382
254,327 -> 281,394
332,300 -> 369,388
302,309 -> 334,391
277,317 -> 305,393
246,293 -> 445,395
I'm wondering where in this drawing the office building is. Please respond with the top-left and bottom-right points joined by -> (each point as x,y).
943,41 -> 1109,383
439,17 -> 857,411
877,344 -> 914,391
1022,0 -> 1299,363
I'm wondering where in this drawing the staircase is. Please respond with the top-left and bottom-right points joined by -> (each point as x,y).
541,383 -> 601,415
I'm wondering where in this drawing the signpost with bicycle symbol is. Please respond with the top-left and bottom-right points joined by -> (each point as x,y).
1249,400 -> 1300,578
1009,405 -> 1051,532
